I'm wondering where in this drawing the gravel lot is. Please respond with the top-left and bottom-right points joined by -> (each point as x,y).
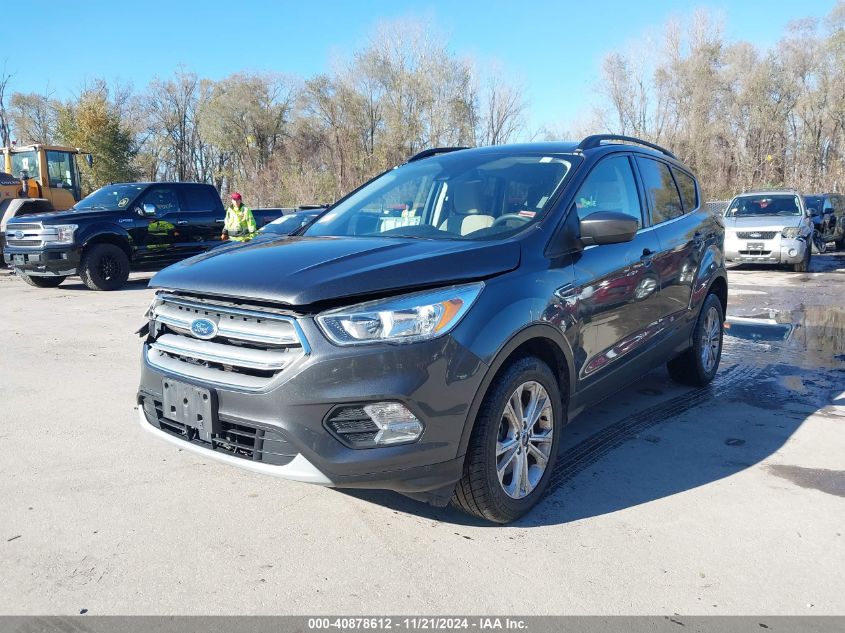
1,254 -> 843,615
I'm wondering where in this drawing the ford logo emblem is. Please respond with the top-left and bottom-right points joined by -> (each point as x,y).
14,230 -> 24,240
190,318 -> 218,340
749,232 -> 761,238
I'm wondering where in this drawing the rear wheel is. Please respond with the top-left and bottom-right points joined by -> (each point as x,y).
19,273 -> 66,288
79,243 -> 130,291
452,356 -> 563,523
667,293 -> 724,387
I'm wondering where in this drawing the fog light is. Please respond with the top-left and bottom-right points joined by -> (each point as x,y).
788,248 -> 797,257
326,402 -> 424,447
363,402 -> 423,445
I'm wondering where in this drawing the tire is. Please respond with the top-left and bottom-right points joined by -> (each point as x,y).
79,243 -> 130,291
452,356 -> 563,523
19,273 -> 66,288
667,293 -> 724,387
836,238 -> 845,252
793,246 -> 810,273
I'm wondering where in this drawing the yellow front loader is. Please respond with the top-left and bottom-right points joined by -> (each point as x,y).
1,144 -> 93,252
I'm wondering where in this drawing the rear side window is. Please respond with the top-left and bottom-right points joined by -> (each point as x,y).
636,157 -> 683,224
573,155 -> 643,227
182,186 -> 222,212
673,169 -> 698,213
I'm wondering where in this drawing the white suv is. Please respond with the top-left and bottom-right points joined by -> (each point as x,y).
723,190 -> 814,272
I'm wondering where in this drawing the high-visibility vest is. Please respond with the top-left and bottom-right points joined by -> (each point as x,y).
224,204 -> 257,241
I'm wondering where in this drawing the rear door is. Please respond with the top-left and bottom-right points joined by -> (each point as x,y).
570,154 -> 664,385
635,157 -> 706,330
180,185 -> 224,251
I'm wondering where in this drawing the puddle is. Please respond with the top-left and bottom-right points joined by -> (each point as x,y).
724,305 -> 845,369
768,465 -> 845,498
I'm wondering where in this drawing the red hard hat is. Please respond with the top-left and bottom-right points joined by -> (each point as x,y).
231,192 -> 242,201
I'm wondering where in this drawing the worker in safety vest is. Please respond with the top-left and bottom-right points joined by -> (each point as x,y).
222,192 -> 257,242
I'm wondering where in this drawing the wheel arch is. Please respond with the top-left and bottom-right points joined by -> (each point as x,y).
456,323 -> 575,458
82,231 -> 132,261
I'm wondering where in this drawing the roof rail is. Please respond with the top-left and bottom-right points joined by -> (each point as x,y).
576,134 -> 676,159
407,147 -> 469,163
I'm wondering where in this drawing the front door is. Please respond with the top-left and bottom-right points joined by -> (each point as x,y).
569,154 -> 665,386
132,186 -> 193,265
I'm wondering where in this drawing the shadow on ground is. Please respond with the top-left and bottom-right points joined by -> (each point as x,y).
344,311 -> 842,527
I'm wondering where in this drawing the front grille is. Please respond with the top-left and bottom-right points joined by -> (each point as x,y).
736,231 -> 777,240
146,294 -> 308,391
739,250 -> 772,255
4,222 -> 49,248
326,406 -> 380,447
142,397 -> 296,466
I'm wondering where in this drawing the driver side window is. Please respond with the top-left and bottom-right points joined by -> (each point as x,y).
574,155 -> 643,227
139,187 -> 181,215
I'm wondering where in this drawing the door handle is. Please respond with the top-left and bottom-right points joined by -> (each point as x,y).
177,220 -> 189,225
215,219 -> 225,224
641,248 -> 655,259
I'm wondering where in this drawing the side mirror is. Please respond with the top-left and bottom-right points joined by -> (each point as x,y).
808,207 -> 820,217
143,203 -> 157,217
579,211 -> 639,246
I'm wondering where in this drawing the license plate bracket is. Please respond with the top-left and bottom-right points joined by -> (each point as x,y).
13,254 -> 24,265
746,242 -> 765,251
162,379 -> 219,433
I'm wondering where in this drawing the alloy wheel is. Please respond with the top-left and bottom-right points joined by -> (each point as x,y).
496,381 -> 554,499
700,305 -> 721,374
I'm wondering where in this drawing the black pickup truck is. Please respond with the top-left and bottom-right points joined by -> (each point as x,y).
3,182 -> 284,290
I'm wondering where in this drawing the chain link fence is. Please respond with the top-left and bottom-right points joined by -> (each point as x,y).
704,200 -> 730,215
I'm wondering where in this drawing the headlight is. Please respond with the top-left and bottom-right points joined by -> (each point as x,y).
44,224 -> 78,244
316,282 -> 483,345
781,227 -> 801,239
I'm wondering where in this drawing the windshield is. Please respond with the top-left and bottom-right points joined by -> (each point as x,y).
261,211 -> 321,235
304,153 -> 572,240
10,151 -> 40,179
725,195 -> 802,217
75,184 -> 147,211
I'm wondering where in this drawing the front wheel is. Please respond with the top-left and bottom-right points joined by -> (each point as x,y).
79,243 -> 130,291
452,356 -> 563,523
793,246 -> 811,272
667,293 -> 724,387
19,273 -> 66,288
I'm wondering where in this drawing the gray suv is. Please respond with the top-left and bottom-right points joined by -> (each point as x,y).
137,136 -> 727,523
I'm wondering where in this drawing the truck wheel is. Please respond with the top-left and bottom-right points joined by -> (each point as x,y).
452,356 -> 563,523
667,293 -> 724,387
20,274 -> 66,288
79,243 -> 130,291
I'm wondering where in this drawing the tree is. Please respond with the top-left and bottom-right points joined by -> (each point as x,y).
56,81 -> 138,192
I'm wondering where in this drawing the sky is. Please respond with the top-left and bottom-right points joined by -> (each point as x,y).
4,0 -> 839,136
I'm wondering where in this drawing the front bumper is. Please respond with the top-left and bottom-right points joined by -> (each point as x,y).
3,246 -> 80,276
136,324 -> 483,495
724,234 -> 807,264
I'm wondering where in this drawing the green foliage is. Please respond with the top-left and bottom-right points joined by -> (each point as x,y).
55,83 -> 138,193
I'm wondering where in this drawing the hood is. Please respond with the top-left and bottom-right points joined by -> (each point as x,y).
151,236 -> 521,307
7,208 -> 126,225
724,215 -> 802,231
